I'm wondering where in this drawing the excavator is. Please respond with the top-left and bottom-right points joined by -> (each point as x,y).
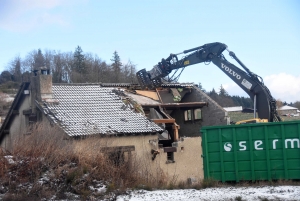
136,42 -> 282,123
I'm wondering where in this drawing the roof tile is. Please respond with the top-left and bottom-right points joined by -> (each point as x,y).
40,85 -> 163,136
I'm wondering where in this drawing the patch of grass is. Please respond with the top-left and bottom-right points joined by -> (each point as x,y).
167,183 -> 175,190
201,178 -> 219,189
82,165 -> 89,174
177,181 -> 187,189
1,124 -> 165,198
191,184 -> 202,190
106,182 -> 116,192
66,169 -> 79,184
134,184 -> 153,191
77,188 -> 90,200
2,193 -> 35,201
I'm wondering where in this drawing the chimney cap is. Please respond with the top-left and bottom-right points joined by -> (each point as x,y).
33,66 -> 50,76
39,66 -> 49,70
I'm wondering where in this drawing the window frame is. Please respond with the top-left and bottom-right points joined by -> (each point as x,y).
166,152 -> 175,163
184,108 -> 202,122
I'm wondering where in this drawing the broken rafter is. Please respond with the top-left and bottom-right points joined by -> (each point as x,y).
170,88 -> 181,102
152,119 -> 175,123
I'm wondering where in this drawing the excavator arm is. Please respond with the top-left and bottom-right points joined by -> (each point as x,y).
136,42 -> 282,122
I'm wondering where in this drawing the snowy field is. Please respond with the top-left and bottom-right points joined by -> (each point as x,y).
117,186 -> 300,201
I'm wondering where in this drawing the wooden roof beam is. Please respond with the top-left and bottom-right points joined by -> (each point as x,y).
152,119 -> 176,124
142,102 -> 208,109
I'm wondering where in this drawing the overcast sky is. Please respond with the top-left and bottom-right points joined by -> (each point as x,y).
0,0 -> 299,102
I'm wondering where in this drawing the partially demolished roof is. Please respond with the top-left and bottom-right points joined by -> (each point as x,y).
37,84 -> 163,136
99,82 -> 197,89
160,83 -> 196,88
124,91 -> 161,105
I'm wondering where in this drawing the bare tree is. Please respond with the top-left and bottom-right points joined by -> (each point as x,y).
44,49 -> 55,70
1,48 -> 139,85
22,50 -> 36,72
98,60 -> 112,83
276,99 -> 283,109
7,55 -> 22,83
53,51 -> 73,83
53,52 -> 64,83
83,53 -> 97,82
61,52 -> 73,83
122,60 -> 137,83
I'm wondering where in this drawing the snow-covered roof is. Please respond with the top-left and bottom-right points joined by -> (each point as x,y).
278,105 -> 298,111
223,106 -> 243,112
38,85 -> 163,137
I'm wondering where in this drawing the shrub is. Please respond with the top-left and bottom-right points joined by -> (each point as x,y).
201,178 -> 219,189
0,123 -> 170,199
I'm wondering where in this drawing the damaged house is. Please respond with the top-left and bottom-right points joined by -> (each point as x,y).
0,67 -> 228,183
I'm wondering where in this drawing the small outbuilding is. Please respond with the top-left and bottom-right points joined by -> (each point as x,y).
277,105 -> 298,116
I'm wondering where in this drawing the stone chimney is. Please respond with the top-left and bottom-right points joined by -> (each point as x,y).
31,66 -> 53,103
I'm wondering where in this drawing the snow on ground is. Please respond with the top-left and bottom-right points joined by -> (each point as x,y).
117,186 -> 300,201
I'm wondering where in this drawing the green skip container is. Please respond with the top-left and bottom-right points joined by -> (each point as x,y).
201,121 -> 300,182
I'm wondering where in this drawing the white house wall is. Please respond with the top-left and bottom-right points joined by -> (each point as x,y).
73,135 -> 204,184
1,95 -> 31,151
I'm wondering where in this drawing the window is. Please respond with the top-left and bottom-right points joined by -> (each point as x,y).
109,150 -> 124,166
184,108 -> 202,121
194,109 -> 202,120
167,152 -> 174,163
102,146 -> 135,166
184,110 -> 193,121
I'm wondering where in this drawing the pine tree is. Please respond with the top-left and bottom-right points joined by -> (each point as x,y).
8,56 -> 22,83
209,88 -> 219,103
110,51 -> 122,82
34,49 -> 45,69
219,84 -> 228,96
14,59 -> 21,81
210,88 -> 217,95
73,46 -> 85,72
198,82 -> 206,93
73,46 -> 86,82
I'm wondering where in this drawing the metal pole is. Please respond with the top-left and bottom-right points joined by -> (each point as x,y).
254,95 -> 256,118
